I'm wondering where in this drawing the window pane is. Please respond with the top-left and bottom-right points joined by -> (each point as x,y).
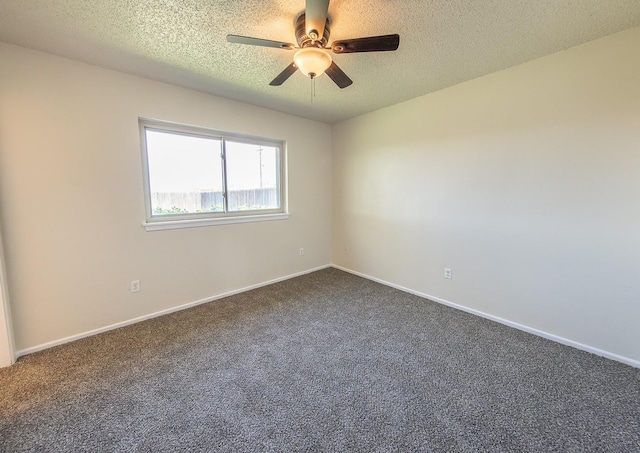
146,129 -> 224,215
225,141 -> 280,212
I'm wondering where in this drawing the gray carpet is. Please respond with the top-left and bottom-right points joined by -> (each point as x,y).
0,268 -> 638,452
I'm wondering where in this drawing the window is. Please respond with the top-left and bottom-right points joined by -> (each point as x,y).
139,119 -> 287,231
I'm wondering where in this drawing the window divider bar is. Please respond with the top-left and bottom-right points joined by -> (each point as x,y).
221,139 -> 229,213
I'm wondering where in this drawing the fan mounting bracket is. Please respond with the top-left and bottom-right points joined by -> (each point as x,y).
294,13 -> 330,48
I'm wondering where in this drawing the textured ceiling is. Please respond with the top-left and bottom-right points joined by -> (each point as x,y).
1,0 -> 640,124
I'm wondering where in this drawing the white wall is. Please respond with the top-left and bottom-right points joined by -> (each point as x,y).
0,43 -> 332,353
2,26 -> 639,365
332,27 -> 640,364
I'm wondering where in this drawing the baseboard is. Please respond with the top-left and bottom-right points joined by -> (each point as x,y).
18,263 -> 639,369
331,264 -> 640,369
16,264 -> 331,359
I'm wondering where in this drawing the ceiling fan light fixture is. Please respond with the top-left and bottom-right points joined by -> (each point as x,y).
294,47 -> 332,78
227,0 -> 399,89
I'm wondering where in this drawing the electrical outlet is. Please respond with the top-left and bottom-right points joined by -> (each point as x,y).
299,248 -> 304,256
444,268 -> 452,279
344,247 -> 349,255
131,280 -> 141,293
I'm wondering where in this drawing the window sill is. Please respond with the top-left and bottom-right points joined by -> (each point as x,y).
143,213 -> 290,231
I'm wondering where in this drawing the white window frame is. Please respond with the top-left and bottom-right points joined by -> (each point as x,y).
139,118 -> 288,231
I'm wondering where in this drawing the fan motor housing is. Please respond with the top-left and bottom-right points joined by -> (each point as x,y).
295,13 -> 330,48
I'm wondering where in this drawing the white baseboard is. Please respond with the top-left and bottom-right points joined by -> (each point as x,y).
331,264 -> 640,369
17,263 -> 639,369
16,264 -> 331,359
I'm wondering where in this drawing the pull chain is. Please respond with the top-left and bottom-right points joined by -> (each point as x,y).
310,74 -> 317,103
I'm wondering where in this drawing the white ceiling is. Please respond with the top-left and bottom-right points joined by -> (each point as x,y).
1,0 -> 639,124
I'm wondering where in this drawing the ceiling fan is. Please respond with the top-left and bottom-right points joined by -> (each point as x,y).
226,0 -> 400,89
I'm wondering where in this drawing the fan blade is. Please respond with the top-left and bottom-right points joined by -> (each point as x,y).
305,0 -> 330,41
331,34 -> 400,54
227,34 -> 295,50
270,63 -> 298,86
325,61 -> 352,89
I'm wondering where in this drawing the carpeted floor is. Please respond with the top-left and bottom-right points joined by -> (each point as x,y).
0,268 -> 638,452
